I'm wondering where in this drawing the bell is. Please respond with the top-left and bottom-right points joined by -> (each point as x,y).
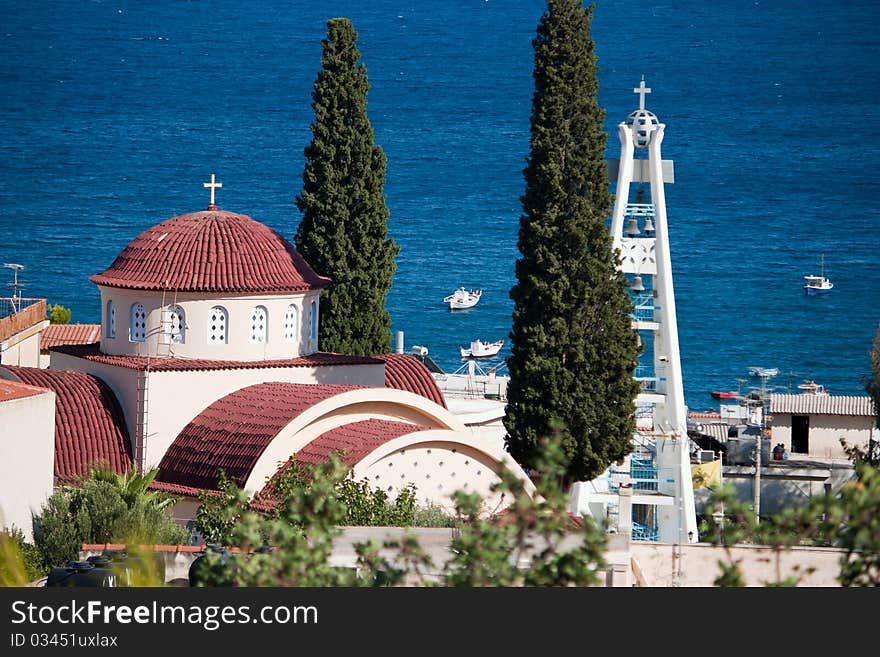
631,274 -> 645,293
635,184 -> 646,204
625,215 -> 640,237
643,216 -> 655,234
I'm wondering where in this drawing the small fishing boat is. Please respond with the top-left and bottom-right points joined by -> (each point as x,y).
460,339 -> 503,358
797,380 -> 827,395
804,254 -> 833,295
748,366 -> 780,378
710,390 -> 737,399
444,287 -> 482,310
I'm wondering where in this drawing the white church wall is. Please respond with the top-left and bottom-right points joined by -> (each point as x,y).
0,389 -> 55,542
353,431 -> 535,514
97,286 -> 323,361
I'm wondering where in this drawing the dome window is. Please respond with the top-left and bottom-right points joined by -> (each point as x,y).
105,300 -> 116,339
283,304 -> 299,344
250,306 -> 268,344
129,303 -> 146,343
208,306 -> 228,345
162,305 -> 185,345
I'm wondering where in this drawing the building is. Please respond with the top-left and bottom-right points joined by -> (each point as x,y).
0,379 -> 54,541
770,393 -> 876,459
0,297 -> 48,368
0,184 -> 534,537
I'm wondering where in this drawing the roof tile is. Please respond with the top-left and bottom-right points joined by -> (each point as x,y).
41,324 -> 101,350
380,353 -> 447,408
89,210 -> 331,294
51,343 -> 383,372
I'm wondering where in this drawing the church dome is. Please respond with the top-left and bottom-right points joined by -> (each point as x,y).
89,210 -> 331,294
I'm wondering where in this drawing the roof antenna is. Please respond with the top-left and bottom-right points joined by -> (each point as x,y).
3,263 -> 25,314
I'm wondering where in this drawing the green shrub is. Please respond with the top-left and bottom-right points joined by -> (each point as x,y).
47,303 -> 72,324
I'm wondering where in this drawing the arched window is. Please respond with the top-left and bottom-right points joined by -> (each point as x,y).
283,304 -> 298,343
250,306 -> 268,344
162,305 -> 185,344
207,306 -> 228,345
105,300 -> 116,339
129,303 -> 146,342
309,300 -> 318,342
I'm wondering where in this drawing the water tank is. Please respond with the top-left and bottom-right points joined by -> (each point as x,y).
46,560 -> 116,587
188,544 -> 232,587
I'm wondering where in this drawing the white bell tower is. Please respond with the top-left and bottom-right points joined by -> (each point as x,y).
606,78 -> 698,544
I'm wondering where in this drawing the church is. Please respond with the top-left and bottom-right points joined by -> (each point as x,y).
0,181 -> 533,540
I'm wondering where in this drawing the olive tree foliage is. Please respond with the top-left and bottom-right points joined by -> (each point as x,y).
31,466 -> 186,570
193,443 -> 608,587
700,462 -> 880,587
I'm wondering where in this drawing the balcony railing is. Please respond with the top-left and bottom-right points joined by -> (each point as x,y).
0,298 -> 47,342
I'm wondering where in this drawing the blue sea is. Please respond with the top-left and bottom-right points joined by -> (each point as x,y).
1,0 -> 878,410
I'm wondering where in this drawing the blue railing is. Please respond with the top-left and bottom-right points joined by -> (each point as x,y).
632,521 -> 659,542
629,292 -> 655,322
634,365 -> 658,392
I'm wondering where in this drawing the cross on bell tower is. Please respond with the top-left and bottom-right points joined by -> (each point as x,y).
633,76 -> 651,110
203,173 -> 223,210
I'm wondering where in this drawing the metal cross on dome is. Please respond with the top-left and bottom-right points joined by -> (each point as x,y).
203,173 -> 222,208
633,76 -> 651,110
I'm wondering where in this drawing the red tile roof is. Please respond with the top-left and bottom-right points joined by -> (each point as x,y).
1,366 -> 133,481
295,419 -> 426,467
41,324 -> 101,350
89,209 -> 331,294
0,378 -> 48,402
256,419 -> 427,504
51,343 -> 383,372
156,382 -> 361,491
380,353 -> 447,408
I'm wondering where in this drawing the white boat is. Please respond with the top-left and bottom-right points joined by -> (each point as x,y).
748,366 -> 779,378
444,287 -> 482,310
804,254 -> 833,295
797,380 -> 827,395
460,339 -> 503,358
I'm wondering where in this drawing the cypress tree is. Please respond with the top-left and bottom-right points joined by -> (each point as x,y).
295,18 -> 399,356
503,1 -> 640,487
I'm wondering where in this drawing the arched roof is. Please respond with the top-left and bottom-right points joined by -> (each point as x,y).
0,366 -> 132,481
89,209 -> 331,294
257,419 -> 428,502
156,382 -> 361,491
380,353 -> 447,408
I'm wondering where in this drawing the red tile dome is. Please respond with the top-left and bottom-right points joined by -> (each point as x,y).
89,210 -> 331,294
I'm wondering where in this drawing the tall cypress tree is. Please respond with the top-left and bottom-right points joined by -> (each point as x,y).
295,18 -> 399,356
503,1 -> 640,487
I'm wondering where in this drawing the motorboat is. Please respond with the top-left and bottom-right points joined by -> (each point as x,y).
748,366 -> 779,378
710,390 -> 737,399
460,339 -> 503,358
804,254 -> 833,295
444,287 -> 482,310
797,380 -> 827,395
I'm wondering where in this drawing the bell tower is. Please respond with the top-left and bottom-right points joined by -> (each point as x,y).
603,78 -> 698,544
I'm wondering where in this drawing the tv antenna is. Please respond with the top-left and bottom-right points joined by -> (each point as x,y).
3,263 -> 25,313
